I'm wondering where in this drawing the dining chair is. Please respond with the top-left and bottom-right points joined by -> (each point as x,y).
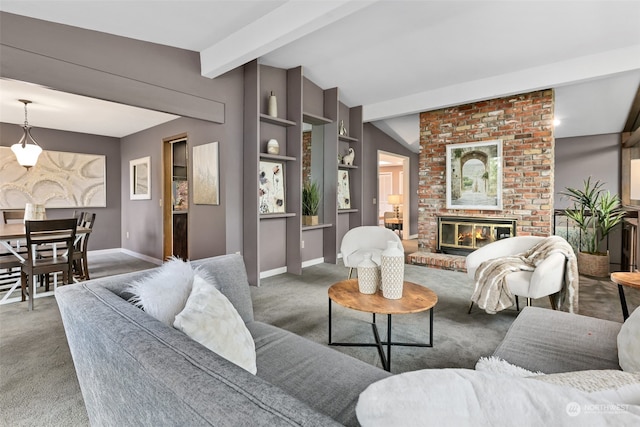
2,210 -> 25,224
72,212 -> 96,281
21,218 -> 77,310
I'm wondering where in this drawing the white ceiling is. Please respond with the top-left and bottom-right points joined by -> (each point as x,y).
1,1 -> 639,151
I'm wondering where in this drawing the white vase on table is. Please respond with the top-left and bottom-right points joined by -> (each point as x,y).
380,240 -> 404,299
357,252 -> 379,294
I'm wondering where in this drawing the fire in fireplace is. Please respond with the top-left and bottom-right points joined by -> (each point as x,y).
437,216 -> 517,255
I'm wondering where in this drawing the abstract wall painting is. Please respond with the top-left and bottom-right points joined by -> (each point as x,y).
193,142 -> 219,205
338,170 -> 351,209
0,147 -> 106,209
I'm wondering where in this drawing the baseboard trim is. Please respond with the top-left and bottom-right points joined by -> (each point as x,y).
119,249 -> 163,265
260,266 -> 287,279
302,257 -> 324,268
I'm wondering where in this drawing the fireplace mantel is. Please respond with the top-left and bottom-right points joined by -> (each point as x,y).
437,216 -> 517,255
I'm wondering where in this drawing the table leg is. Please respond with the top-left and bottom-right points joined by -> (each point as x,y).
618,284 -> 630,321
387,314 -> 392,371
328,298 -> 332,344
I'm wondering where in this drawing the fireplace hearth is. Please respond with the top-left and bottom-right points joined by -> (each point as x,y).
437,216 -> 517,255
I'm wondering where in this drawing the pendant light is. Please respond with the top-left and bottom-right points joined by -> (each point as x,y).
11,99 -> 43,170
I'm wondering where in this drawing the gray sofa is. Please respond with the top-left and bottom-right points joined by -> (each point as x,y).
57,253 -> 624,426
493,305 -> 622,373
56,254 -> 391,426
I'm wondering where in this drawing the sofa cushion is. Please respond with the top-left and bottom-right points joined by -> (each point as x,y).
174,274 -> 257,374
247,321 -> 390,427
492,307 -> 621,373
618,306 -> 640,372
126,257 -> 194,325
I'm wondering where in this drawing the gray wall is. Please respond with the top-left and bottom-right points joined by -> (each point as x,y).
1,12 -> 245,260
363,123 -> 419,236
554,133 -> 621,209
1,123 -> 121,250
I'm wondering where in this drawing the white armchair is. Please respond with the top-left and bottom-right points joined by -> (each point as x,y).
465,236 -> 567,313
340,226 -> 403,278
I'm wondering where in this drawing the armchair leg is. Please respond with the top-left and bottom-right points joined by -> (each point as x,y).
348,267 -> 354,279
549,294 -> 557,310
526,297 -> 532,307
467,301 -> 474,314
515,296 -> 520,311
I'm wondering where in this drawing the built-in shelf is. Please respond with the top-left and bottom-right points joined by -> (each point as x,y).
260,212 -> 296,219
338,209 -> 359,214
338,164 -> 358,170
303,112 -> 332,125
260,153 -> 297,162
260,113 -> 296,127
338,134 -> 358,143
302,223 -> 333,231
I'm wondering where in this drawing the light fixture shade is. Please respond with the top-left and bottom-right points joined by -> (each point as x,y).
387,194 -> 403,205
631,159 -> 640,201
11,140 -> 42,169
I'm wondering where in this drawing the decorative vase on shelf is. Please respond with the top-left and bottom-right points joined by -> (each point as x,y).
380,241 -> 404,299
268,91 -> 278,117
339,120 -> 347,136
357,253 -> 380,294
267,139 -> 280,155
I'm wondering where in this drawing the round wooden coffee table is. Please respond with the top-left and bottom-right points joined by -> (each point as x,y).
610,271 -> 640,320
328,279 -> 438,371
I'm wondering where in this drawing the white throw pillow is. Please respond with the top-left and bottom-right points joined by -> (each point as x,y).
173,274 -> 257,375
475,356 -> 544,376
127,257 -> 195,325
619,306 -> 640,372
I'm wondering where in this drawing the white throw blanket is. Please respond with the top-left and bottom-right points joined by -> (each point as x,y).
356,369 -> 640,427
471,236 -> 579,314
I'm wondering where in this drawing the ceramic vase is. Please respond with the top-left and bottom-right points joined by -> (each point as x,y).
267,139 -> 280,155
268,91 -> 278,117
380,240 -> 404,299
357,253 -> 379,294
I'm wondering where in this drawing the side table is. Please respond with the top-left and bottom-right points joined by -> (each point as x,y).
328,279 -> 438,371
610,271 -> 640,320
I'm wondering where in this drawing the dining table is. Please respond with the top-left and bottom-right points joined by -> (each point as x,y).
0,222 -> 92,305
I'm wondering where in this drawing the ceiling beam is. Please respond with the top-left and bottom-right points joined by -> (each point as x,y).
364,44 -> 640,122
622,127 -> 640,148
200,0 -> 376,79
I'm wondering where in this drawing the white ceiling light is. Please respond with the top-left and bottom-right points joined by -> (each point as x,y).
11,99 -> 42,170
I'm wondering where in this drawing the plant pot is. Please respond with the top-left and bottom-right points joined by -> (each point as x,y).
577,251 -> 609,277
302,215 -> 318,226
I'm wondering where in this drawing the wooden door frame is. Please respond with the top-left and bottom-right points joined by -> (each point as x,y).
162,133 -> 188,260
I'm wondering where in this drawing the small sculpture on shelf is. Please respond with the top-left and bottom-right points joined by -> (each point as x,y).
342,147 -> 355,166
339,120 -> 348,136
267,139 -> 280,155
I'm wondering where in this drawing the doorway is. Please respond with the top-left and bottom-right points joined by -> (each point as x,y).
378,151 -> 410,238
163,134 -> 189,260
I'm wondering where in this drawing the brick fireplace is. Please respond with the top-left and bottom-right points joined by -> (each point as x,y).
417,89 -> 555,254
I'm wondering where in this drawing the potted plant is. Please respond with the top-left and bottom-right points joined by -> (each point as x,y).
561,177 -> 626,277
302,180 -> 321,226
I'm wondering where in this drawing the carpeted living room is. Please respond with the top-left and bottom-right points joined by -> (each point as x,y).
2,2 -> 640,426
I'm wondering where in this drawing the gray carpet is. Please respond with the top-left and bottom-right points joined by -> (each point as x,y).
1,252 -> 638,427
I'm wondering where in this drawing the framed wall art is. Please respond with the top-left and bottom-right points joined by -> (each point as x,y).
338,170 -> 351,209
0,147 -> 106,209
259,160 -> 285,213
193,142 -> 219,205
130,156 -> 151,200
446,140 -> 503,210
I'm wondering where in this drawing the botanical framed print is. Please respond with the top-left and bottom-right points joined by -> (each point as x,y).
446,140 -> 502,210
193,142 -> 219,205
338,170 -> 351,209
259,160 -> 285,213
130,156 -> 151,200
